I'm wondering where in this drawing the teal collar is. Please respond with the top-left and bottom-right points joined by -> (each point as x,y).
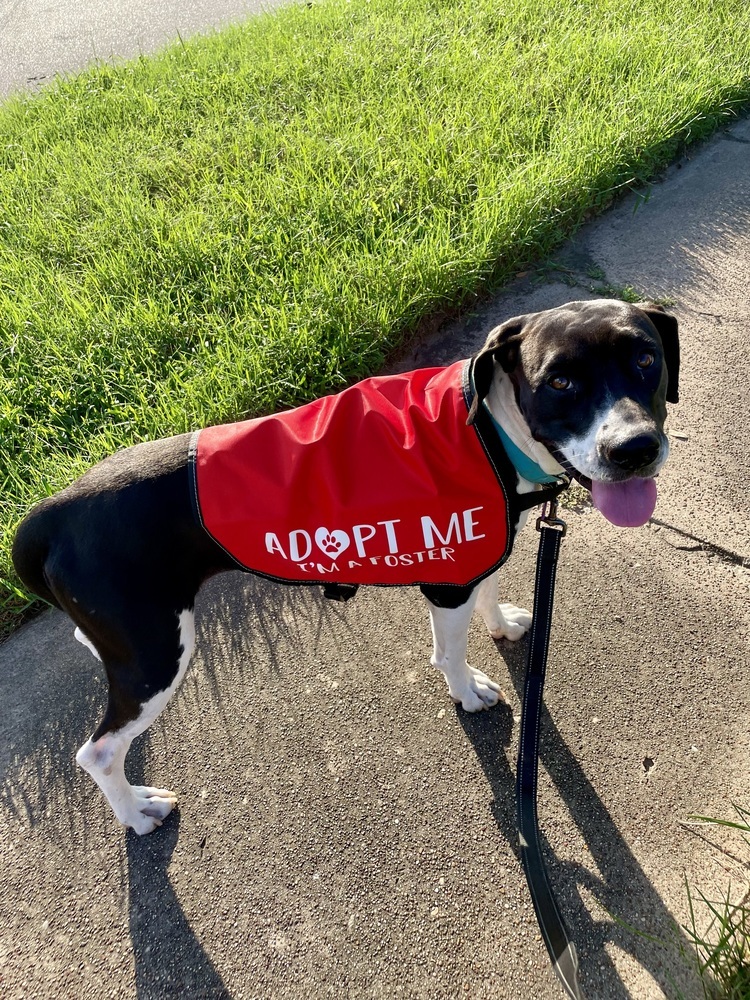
467,360 -> 560,486
486,407 -> 561,485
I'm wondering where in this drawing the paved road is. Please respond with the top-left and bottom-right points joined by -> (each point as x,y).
0,23 -> 748,999
0,0 -> 287,98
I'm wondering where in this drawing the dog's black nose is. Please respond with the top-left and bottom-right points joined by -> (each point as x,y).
604,433 -> 661,472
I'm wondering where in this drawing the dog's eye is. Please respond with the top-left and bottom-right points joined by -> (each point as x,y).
547,375 -> 571,391
636,352 -> 655,369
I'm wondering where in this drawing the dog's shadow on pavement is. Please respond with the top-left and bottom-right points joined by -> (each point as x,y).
120,575 -> 349,1000
123,754 -> 231,1000
0,576 -> 343,1000
457,638 -> 701,1000
125,576 -> 346,1000
1,574 -> 704,999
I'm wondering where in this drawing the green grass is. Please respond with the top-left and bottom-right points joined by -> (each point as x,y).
2,0 -> 750,632
678,806 -> 750,999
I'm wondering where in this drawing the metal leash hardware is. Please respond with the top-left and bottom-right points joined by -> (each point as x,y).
517,494 -> 585,1000
535,494 -> 567,536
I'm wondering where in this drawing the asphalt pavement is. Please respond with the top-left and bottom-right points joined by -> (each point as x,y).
0,19 -> 748,999
0,0 -> 287,98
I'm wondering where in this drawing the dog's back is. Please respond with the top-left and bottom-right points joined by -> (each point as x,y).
12,432 -> 226,617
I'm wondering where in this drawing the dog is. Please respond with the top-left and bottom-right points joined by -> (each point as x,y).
12,298 -> 679,835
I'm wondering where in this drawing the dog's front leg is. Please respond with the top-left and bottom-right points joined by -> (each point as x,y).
474,571 -> 532,641
426,589 -> 506,712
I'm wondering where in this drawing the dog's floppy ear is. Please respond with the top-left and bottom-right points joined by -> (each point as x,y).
637,302 -> 680,404
466,316 -> 526,424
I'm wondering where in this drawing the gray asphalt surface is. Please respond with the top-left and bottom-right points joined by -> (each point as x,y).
0,0 -> 286,98
1,19 -> 749,999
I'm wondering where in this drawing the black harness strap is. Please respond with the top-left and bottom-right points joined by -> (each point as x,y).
516,502 -> 585,1000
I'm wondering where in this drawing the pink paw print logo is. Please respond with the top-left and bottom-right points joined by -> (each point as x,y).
314,527 -> 350,558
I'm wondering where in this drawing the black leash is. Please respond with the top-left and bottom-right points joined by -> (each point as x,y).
516,495 -> 585,1000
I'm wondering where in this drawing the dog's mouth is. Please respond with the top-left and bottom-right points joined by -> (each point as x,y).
548,448 -> 659,528
589,476 -> 657,527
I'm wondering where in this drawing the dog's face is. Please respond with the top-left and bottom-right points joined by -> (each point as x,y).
471,299 -> 680,526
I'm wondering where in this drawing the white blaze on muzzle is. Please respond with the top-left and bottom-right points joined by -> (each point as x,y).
559,399 -> 668,527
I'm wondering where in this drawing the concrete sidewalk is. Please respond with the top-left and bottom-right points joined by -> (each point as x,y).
1,116 -> 749,1000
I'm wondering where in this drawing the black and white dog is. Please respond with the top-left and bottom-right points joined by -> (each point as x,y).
12,299 -> 679,835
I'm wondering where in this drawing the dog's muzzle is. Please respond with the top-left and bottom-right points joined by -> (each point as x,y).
600,431 -> 662,474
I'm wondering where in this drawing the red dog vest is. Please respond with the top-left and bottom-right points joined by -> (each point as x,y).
190,360 -> 518,589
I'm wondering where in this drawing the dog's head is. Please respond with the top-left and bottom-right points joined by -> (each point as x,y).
468,299 -> 680,526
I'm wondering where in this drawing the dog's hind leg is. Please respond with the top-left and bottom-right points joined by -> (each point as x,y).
474,571 -> 532,641
74,606 -> 195,836
425,588 -> 507,712
74,627 -> 102,660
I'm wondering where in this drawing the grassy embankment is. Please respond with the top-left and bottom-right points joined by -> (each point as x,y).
2,0 -> 750,631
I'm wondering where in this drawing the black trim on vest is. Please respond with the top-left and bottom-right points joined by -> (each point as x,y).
189,429 -> 269,577
419,581 -> 477,610
187,431 -> 203,533
462,359 -> 569,520
421,363 -> 567,612
323,582 -> 360,602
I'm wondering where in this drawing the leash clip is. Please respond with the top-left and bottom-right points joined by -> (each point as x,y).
536,496 -> 567,536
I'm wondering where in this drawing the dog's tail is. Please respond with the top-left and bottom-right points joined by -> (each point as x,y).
11,501 -> 63,610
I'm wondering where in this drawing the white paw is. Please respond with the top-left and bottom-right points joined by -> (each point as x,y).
487,603 -> 532,641
123,786 -> 178,836
449,666 -> 507,713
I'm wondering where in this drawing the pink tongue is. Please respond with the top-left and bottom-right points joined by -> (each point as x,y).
591,478 -> 657,527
